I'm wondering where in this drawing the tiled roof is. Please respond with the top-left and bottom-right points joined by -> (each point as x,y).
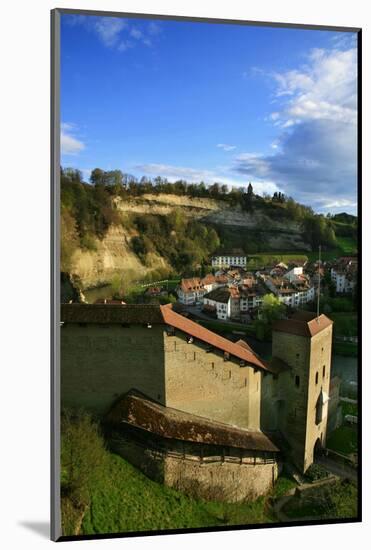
201,274 -> 216,285
160,304 -> 268,371
180,277 -> 204,293
273,313 -> 333,338
61,303 -> 269,371
204,287 -> 231,304
107,391 -> 279,453
61,303 -> 164,324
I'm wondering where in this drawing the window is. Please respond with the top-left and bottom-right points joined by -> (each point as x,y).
323,365 -> 326,378
315,372 -> 319,384
295,375 -> 300,388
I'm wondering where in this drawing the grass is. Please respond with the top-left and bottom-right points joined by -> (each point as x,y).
326,426 -> 358,456
341,401 -> 358,417
282,480 -> 357,520
271,475 -> 297,499
336,237 -> 358,255
246,253 -> 309,269
80,452 -> 271,536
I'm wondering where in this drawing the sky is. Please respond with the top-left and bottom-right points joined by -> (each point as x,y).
60,14 -> 358,214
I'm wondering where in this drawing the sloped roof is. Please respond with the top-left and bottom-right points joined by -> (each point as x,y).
273,313 -> 333,338
61,303 -> 269,371
160,305 -> 268,371
107,391 -> 279,453
61,303 -> 164,324
204,287 -> 231,304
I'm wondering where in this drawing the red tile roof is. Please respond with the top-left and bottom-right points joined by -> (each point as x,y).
273,313 -> 333,338
160,304 -> 268,371
180,277 -> 204,293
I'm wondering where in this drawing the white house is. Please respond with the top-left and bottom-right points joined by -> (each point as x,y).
203,287 -> 231,320
211,251 -> 247,269
177,278 -> 208,305
331,258 -> 357,294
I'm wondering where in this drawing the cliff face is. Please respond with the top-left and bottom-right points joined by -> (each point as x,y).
67,193 -> 309,290
69,224 -> 171,290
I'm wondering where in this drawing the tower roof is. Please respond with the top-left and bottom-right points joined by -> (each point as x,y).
272,312 -> 333,338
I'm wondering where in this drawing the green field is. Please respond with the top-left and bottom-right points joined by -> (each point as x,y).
326,426 -> 358,456
336,237 -> 358,255
79,453 -> 272,536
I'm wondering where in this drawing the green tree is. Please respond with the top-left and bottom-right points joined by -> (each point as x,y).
260,293 -> 285,324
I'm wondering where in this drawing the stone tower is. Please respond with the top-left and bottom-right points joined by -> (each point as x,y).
265,311 -> 333,472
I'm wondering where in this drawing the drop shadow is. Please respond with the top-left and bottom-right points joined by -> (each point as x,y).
18,521 -> 50,539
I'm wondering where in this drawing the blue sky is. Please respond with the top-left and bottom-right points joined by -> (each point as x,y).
61,14 -> 358,214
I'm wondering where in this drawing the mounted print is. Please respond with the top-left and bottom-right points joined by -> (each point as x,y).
51,8 -> 361,541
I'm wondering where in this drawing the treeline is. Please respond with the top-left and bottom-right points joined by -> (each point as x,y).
60,167 -> 220,273
61,166 -> 356,271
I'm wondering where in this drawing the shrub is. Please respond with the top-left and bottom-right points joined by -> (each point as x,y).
305,464 -> 329,482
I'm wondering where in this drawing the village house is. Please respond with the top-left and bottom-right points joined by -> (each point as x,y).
331,257 -> 357,294
211,249 -> 247,269
259,261 -> 315,307
61,302 -> 334,501
177,275 -> 220,305
203,283 -> 265,321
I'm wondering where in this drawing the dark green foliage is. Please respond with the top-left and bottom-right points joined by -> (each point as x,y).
326,426 -> 358,455
283,480 -> 357,520
305,464 -> 329,482
131,212 -> 220,272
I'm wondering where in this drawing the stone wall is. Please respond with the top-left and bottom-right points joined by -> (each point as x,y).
61,324 -> 166,415
110,430 -> 278,503
165,455 -> 278,502
164,332 -> 261,429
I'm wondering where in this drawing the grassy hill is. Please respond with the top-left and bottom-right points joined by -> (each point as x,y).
80,452 -> 272,536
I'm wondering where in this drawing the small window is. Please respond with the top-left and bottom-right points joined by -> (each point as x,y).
296,353 -> 300,358
323,365 -> 326,378
121,323 -> 131,328
295,375 -> 300,388
315,372 -> 319,385
78,322 -> 87,327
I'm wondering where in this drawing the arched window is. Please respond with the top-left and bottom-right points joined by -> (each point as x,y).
323,365 -> 326,378
315,372 -> 319,385
295,375 -> 300,388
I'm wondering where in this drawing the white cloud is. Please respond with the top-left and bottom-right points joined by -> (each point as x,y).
94,17 -> 127,47
238,44 -> 358,213
64,14 -> 159,52
217,143 -> 237,152
271,47 -> 357,127
148,21 -> 162,36
61,123 -> 85,155
130,27 -> 143,40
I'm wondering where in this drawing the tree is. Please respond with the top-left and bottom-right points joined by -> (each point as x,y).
260,293 -> 285,324
90,168 -> 105,187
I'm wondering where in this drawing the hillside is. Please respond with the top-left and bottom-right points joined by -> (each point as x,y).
60,169 -> 357,291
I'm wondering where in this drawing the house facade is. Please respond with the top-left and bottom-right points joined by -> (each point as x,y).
211,251 -> 247,269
